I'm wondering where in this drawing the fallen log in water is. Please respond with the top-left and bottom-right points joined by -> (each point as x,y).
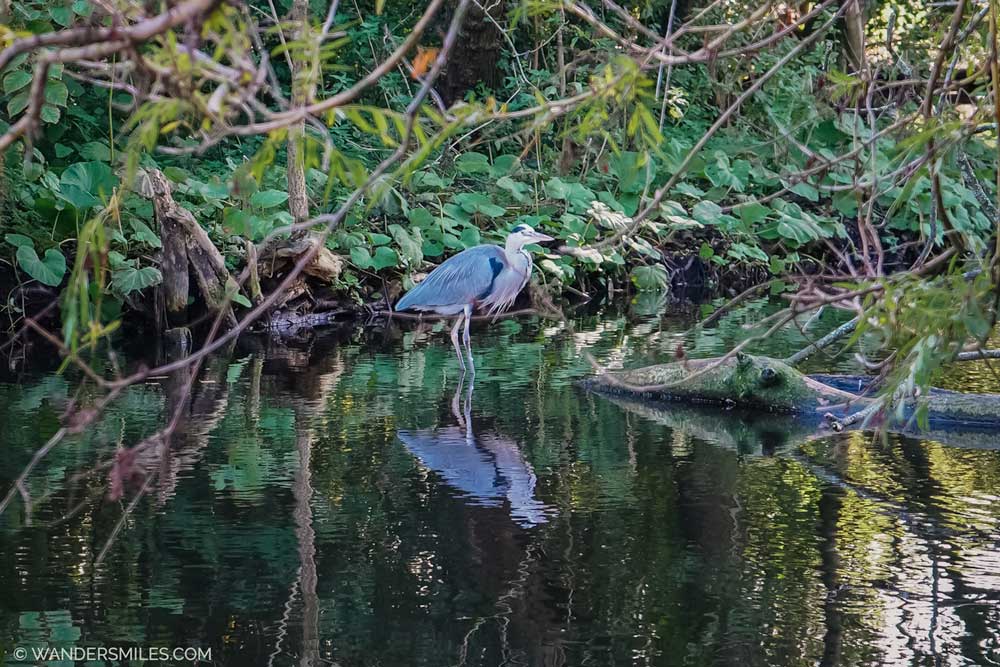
581,353 -> 1000,430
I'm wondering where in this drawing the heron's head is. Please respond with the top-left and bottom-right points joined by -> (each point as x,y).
507,224 -> 553,251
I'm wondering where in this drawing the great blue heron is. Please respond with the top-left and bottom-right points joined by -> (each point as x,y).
394,224 -> 553,371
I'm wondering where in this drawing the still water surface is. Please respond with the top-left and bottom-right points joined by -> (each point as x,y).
2,302 -> 1000,666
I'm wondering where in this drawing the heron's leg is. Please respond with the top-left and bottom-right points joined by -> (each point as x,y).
462,304 -> 475,374
451,375 -> 465,425
450,314 -> 466,372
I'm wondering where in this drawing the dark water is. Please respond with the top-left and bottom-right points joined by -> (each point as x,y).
2,301 -> 1000,666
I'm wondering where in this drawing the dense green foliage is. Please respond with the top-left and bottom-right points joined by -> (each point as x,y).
0,3 -> 987,285
2,0 -> 1000,405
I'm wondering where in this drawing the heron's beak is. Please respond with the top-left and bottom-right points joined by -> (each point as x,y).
532,231 -> 554,243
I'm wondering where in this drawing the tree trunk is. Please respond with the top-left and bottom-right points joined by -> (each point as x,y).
258,0 -> 342,288
842,0 -> 867,73
287,0 -> 313,229
439,0 -> 505,105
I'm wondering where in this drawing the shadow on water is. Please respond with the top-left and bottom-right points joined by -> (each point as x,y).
2,299 -> 1000,665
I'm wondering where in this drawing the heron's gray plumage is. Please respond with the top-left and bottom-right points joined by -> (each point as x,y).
395,245 -> 513,314
394,225 -> 552,372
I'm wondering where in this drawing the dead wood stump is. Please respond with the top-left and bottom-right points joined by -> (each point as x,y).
138,169 -> 240,331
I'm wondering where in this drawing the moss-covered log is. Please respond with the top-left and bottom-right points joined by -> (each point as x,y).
585,353 -> 861,413
582,353 -> 1000,429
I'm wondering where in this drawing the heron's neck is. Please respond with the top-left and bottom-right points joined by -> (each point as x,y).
504,242 -> 533,278
505,237 -> 527,254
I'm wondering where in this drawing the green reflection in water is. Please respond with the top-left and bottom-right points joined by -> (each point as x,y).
1,301 -> 999,666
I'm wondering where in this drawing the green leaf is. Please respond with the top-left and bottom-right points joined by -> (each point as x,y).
16,246 -> 66,286
59,161 -> 118,210
162,166 -> 189,183
49,5 -> 73,26
491,155 -> 520,177
705,152 -> 748,192
250,189 -> 289,208
129,218 -> 161,248
112,265 -> 162,294
44,80 -> 68,106
630,265 -> 669,291
497,176 -> 530,203
692,201 -> 723,225
459,227 -> 481,248
454,193 -> 505,217
223,207 -> 250,236
389,224 -> 423,264
371,246 -> 398,270
369,233 -> 392,247
422,239 -> 444,257
40,104 -> 60,124
727,242 -> 768,263
675,181 -> 705,198
455,152 -> 491,175
54,143 -> 73,158
410,171 -> 447,189
231,293 -> 252,308
786,180 -> 819,202
7,91 -> 29,117
832,190 -> 858,216
736,201 -> 769,225
408,208 -> 435,227
539,258 -> 566,279
3,71 -> 31,94
79,141 -> 112,161
350,246 -> 373,269
5,233 -> 34,249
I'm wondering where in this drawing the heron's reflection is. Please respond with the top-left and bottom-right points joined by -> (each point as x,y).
397,374 -> 551,527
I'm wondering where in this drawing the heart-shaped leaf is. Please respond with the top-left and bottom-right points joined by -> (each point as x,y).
16,246 -> 66,286
454,152 -> 491,175
111,265 -> 162,294
5,233 -> 34,249
59,161 -> 118,210
129,218 -> 161,248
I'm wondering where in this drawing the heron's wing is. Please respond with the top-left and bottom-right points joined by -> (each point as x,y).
396,245 -> 507,311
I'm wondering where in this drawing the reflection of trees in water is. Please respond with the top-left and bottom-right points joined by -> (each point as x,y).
5,315 -> 1000,665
